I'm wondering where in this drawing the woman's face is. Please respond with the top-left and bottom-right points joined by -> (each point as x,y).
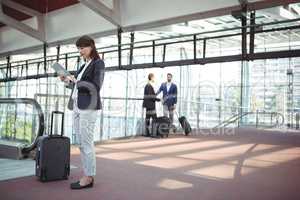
78,46 -> 92,59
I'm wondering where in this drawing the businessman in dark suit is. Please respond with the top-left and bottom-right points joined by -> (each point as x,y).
142,73 -> 160,136
157,73 -> 177,124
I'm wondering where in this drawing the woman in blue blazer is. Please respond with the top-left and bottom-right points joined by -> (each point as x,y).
60,35 -> 105,189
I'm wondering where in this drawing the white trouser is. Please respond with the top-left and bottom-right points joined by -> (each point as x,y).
73,109 -> 98,176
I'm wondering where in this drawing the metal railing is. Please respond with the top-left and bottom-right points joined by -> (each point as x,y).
34,94 -> 146,142
1,18 -> 300,82
33,94 -> 254,140
0,95 -> 293,153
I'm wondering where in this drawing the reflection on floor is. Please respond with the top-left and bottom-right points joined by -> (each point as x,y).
0,159 -> 77,181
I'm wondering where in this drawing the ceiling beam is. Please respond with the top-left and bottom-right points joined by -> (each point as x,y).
79,0 -> 121,27
123,5 -> 242,33
291,4 -> 300,15
248,0 -> 300,11
1,0 -> 42,17
113,0 -> 121,24
123,0 -> 300,33
0,28 -> 117,58
0,13 -> 45,42
1,0 -> 299,57
0,0 -> 45,42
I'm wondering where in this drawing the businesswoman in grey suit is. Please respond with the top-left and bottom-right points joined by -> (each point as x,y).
60,35 -> 105,189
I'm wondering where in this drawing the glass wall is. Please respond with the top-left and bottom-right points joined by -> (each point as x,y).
1,34 -> 300,143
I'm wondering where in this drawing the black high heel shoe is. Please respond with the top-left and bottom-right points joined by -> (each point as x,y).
70,178 -> 94,190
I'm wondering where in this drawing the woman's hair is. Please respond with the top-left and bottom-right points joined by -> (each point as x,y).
76,35 -> 100,60
148,73 -> 154,81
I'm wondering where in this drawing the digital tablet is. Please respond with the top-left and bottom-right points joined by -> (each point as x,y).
51,62 -> 71,77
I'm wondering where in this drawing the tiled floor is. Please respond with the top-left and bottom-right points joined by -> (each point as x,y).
1,133 -> 300,200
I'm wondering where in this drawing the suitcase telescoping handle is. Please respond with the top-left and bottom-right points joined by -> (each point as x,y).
50,111 -> 64,136
174,110 -> 179,119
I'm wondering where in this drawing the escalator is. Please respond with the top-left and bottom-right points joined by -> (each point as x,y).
213,111 -> 284,129
0,98 -> 44,159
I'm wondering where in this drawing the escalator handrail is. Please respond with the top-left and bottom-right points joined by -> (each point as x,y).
214,111 -> 285,128
0,98 -> 44,154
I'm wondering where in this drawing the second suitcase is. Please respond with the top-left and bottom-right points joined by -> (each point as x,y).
152,116 -> 171,138
36,111 -> 70,182
178,116 -> 192,136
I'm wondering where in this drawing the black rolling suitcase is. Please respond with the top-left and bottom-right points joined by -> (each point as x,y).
36,111 -> 70,182
178,116 -> 192,136
176,112 -> 192,136
152,116 -> 171,138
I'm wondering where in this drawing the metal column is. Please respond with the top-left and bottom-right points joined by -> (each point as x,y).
118,28 -> 122,70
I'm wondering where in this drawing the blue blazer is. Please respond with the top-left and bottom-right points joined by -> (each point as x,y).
67,58 -> 105,110
157,82 -> 177,107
